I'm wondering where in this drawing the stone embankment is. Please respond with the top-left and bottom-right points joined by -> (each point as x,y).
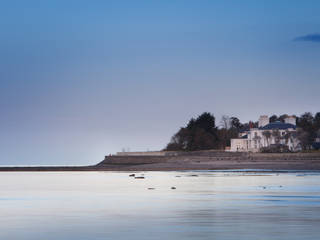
96,151 -> 320,171
1,151 -> 320,171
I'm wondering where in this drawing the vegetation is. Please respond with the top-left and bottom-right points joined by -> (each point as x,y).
268,112 -> 320,150
165,112 -> 247,151
165,112 -> 219,151
296,112 -> 320,150
165,112 -> 320,151
261,144 -> 290,153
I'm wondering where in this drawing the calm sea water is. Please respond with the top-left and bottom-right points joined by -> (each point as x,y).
0,171 -> 320,240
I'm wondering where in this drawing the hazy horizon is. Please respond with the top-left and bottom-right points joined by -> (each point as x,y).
1,1 -> 319,165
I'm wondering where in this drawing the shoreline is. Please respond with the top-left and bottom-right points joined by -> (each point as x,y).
1,167 -> 320,172
1,151 -> 320,171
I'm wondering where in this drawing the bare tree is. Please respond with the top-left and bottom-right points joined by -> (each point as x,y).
220,115 -> 231,129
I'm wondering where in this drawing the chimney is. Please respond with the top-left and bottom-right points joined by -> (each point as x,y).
284,116 -> 296,125
258,115 -> 269,128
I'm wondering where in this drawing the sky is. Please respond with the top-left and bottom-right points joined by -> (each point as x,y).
1,0 -> 320,165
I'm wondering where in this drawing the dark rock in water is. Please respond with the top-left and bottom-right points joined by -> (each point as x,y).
135,176 -> 145,179
129,174 -> 135,177
148,188 -> 155,190
171,187 -> 176,189
190,175 -> 198,177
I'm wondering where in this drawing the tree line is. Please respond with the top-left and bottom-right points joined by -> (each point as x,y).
165,112 -> 320,151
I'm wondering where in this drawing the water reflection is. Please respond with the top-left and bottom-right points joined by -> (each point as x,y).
0,171 -> 320,240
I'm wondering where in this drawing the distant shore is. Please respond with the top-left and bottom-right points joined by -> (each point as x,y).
1,151 -> 320,171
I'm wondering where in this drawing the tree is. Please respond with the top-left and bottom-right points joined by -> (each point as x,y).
298,112 -> 313,126
220,115 -> 231,129
252,121 -> 259,128
190,112 -> 217,135
297,112 -> 315,148
230,117 -> 242,130
165,111 -> 320,152
217,116 -> 242,149
278,114 -> 289,123
262,131 -> 271,146
314,112 -> 320,131
191,128 -> 218,151
165,127 -> 189,151
165,112 -> 219,151
269,115 -> 278,123
297,128 -> 311,150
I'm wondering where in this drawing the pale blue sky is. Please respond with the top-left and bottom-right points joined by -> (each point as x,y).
1,1 -> 320,165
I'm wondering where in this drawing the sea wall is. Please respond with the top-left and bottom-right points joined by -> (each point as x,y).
116,150 -> 246,157
1,151 -> 320,171
99,151 -> 320,166
249,152 -> 320,161
116,151 -> 167,156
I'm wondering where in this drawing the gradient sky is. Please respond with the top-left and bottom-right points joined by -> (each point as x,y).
1,0 -> 320,165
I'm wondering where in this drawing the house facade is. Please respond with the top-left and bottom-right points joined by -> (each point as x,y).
230,115 -> 300,152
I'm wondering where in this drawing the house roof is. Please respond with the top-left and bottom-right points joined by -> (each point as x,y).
259,121 -> 296,130
240,127 -> 250,133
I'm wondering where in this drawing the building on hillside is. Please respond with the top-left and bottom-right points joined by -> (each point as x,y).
230,115 -> 300,152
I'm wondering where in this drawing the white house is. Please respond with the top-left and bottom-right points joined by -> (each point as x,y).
230,115 -> 300,152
